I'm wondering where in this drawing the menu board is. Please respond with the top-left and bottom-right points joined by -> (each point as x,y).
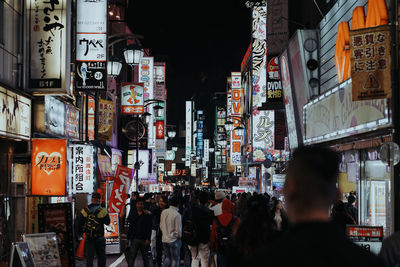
24,233 -> 62,267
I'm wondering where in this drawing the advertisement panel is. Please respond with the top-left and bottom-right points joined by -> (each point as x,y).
28,0 -> 69,93
70,144 -> 96,194
38,203 -> 74,267
0,87 -> 31,140
252,6 -> 267,108
105,213 -> 120,254
156,120 -> 164,139
303,80 -> 389,144
252,110 -> 275,161
45,96 -> 65,136
231,72 -> 242,165
127,150 -> 150,185
350,25 -> 391,101
109,166 -> 133,213
185,101 -> 192,167
121,83 -> 144,114
76,0 -> 107,90
24,233 -> 61,266
32,139 -> 66,195
267,57 -> 283,102
154,62 -> 166,100
98,99 -> 113,141
139,57 -> 155,148
347,225 -> 383,255
65,104 -> 79,140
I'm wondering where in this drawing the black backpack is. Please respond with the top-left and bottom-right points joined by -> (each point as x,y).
83,207 -> 102,239
215,216 -> 237,253
182,211 -> 199,246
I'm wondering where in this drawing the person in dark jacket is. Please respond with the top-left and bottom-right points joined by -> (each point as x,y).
127,197 -> 152,267
331,200 -> 356,235
152,195 -> 168,267
251,146 -> 385,267
187,191 -> 214,267
76,192 -> 110,267
346,194 -> 358,224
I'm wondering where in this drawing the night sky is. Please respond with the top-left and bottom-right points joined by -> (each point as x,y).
127,0 -> 252,127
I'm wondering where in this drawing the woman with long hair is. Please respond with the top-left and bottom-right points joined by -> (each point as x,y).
271,199 -> 289,232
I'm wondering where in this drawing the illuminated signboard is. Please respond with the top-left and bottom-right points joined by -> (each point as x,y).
139,57 -> 155,148
45,96 -> 65,137
230,72 -> 242,165
121,83 -> 144,115
70,144 -> 96,194
185,101 -> 192,167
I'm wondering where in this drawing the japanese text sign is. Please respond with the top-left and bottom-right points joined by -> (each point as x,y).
70,144 -> 95,194
32,139 -> 66,195
156,120 -> 164,139
98,99 -> 113,141
121,83 -> 144,114
109,165 -> 133,213
252,110 -> 275,162
28,0 -> 69,93
350,25 -> 391,101
267,57 -> 283,102
231,72 -> 243,165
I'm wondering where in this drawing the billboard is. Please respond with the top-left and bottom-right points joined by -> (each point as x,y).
252,110 -> 274,161
32,139 -> 67,195
121,83 -> 144,115
27,0 -> 70,93
75,0 -> 107,90
267,57 -> 283,102
70,144 -> 96,194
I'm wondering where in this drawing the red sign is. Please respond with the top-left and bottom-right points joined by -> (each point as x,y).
109,165 -> 133,214
347,226 -> 383,238
156,120 -> 164,139
268,57 -> 280,80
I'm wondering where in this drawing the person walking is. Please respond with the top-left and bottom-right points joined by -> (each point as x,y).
331,200 -> 356,236
152,195 -> 169,267
126,197 -> 152,267
271,199 -> 289,231
76,192 -> 110,267
345,194 -> 358,224
251,146 -> 385,267
160,196 -> 182,267
185,191 -> 213,267
210,190 -> 225,216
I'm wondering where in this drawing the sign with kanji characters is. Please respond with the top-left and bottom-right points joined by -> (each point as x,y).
70,144 -> 96,194
230,72 -> 243,166
28,0 -> 70,93
109,165 -> 133,213
347,225 -> 383,255
252,110 -> 276,162
98,99 -> 113,141
75,0 -> 107,90
156,120 -> 164,139
267,57 -> 283,102
121,83 -> 144,114
350,25 -> 391,101
32,139 -> 67,196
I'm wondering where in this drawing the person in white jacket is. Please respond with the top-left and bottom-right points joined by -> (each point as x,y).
160,196 -> 182,267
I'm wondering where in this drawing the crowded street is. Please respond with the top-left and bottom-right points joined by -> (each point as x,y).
1,0 -> 400,266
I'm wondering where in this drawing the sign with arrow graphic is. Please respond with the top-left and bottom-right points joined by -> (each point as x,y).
121,83 -> 144,115
350,25 -> 391,101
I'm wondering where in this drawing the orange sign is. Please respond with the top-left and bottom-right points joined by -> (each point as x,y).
32,139 -> 66,195
334,0 -> 388,83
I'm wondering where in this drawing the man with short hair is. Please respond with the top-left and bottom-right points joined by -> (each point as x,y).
126,197 -> 152,267
252,146 -> 384,267
160,196 -> 182,267
76,192 -> 110,267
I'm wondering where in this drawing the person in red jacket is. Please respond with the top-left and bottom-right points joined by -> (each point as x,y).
210,198 -> 241,267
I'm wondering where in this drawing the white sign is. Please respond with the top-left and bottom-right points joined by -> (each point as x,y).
252,110 -> 275,161
121,83 -> 144,114
0,87 -> 31,140
127,150 -> 150,193
139,57 -> 155,147
185,101 -> 192,167
45,96 -> 65,136
76,0 -> 107,33
204,139 -> 210,162
76,33 -> 107,61
70,144 -> 95,194
28,0 -> 69,92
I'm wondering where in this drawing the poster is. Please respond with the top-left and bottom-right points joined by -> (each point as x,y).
70,144 -> 96,194
253,110 -> 274,161
28,0 -> 69,93
351,25 -> 391,101
38,203 -> 74,267
98,99 -> 113,141
347,225 -> 383,255
105,213 -> 120,254
45,96 -> 65,137
121,83 -> 144,114
32,139 -> 67,196
24,233 -> 62,267
65,104 -> 79,140
109,165 -> 133,214
75,0 -> 107,90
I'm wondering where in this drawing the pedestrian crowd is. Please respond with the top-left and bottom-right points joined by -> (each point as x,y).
76,146 -> 400,267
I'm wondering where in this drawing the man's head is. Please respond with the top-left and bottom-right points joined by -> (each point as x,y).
136,197 -> 145,211
158,196 -> 168,209
169,196 -> 179,207
91,192 -> 101,204
198,191 -> 210,206
215,191 -> 226,203
284,146 -> 340,223
348,195 -> 356,205
131,192 -> 139,200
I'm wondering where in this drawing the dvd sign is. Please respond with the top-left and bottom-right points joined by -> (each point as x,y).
267,57 -> 282,102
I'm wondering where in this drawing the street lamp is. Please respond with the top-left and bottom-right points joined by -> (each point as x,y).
107,56 -> 123,77
123,44 -> 144,66
168,129 -> 177,139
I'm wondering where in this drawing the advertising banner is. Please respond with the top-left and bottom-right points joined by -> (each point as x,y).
303,80 -> 389,144
139,57 -> 155,148
109,166 -> 133,213
70,144 -> 96,194
38,203 -> 74,267
121,83 -> 144,115
32,139 -> 66,195
154,62 -> 166,100
267,57 -> 283,102
28,0 -> 69,93
156,120 -> 165,139
98,99 -> 113,141
350,25 -> 391,101
65,104 -> 79,140
0,87 -> 31,140
127,150 -> 150,186
347,225 -> 383,255
185,101 -> 192,167
230,72 -> 242,165
252,110 -> 276,162
76,0 -> 107,90
252,6 -> 267,108
45,96 -> 65,136
105,213 -> 120,254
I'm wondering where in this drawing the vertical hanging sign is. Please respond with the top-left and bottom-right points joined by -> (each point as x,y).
185,101 -> 192,167
139,57 -> 155,147
76,0 -> 107,90
231,72 -> 242,165
28,0 -> 70,93
70,144 -> 96,194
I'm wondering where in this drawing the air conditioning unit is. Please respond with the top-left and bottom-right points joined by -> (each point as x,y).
11,183 -> 25,197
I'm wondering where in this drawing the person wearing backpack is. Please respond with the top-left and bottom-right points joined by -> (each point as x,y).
210,198 -> 241,267
76,192 -> 110,267
183,191 -> 213,267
